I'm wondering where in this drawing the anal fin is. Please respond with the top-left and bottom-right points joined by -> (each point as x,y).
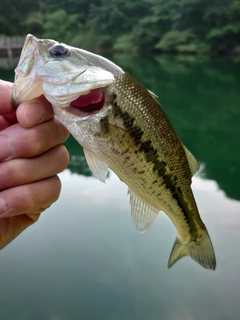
129,189 -> 159,233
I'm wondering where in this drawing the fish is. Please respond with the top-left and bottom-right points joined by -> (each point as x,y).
12,34 -> 216,270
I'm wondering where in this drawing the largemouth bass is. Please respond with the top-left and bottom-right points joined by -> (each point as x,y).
12,34 -> 216,270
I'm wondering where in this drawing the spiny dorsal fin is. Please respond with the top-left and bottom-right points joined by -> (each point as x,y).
83,148 -> 108,182
147,89 -> 158,100
129,189 -> 159,233
181,143 -> 200,176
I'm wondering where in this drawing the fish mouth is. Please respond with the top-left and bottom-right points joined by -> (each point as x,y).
66,87 -> 106,119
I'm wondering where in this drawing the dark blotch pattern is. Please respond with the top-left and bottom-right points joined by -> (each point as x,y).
112,91 -> 196,231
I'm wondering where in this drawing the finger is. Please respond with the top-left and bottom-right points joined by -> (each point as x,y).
0,112 -> 17,131
0,214 -> 39,250
0,118 -> 69,161
0,175 -> 62,249
0,175 -> 62,219
0,80 -> 14,114
0,116 -> 12,131
0,80 -> 17,130
16,96 -> 55,128
0,144 -> 69,191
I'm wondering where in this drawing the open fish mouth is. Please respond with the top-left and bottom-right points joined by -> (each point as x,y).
71,88 -> 104,111
65,87 -> 107,119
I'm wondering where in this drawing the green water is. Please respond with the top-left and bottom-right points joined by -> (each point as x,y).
0,54 -> 240,320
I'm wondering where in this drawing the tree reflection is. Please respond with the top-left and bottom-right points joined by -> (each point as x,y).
64,54 -> 240,201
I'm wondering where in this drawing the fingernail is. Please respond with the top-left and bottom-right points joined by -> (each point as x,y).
24,102 -> 45,126
0,135 -> 11,160
0,197 -> 7,216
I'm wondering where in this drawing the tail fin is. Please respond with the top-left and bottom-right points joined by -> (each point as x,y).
168,229 -> 216,270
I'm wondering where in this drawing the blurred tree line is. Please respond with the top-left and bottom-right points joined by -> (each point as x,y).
0,0 -> 240,54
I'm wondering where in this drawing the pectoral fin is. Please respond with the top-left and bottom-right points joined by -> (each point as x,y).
83,148 -> 108,182
129,189 -> 159,233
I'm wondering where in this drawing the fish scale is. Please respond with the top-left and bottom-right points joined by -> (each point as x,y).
106,73 -> 200,230
12,34 -> 216,270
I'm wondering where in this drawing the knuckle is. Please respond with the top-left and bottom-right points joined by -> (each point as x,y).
0,160 -> 26,190
25,176 -> 61,213
25,127 -> 45,155
57,145 -> 70,170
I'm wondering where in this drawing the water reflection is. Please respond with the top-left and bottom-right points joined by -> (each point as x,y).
62,53 -> 240,202
1,170 -> 240,320
1,54 -> 240,319
64,137 -> 92,177
0,57 -> 19,70
112,54 -> 240,201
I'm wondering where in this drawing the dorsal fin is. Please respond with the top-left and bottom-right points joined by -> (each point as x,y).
129,189 -> 159,233
147,89 -> 158,99
181,143 -> 199,176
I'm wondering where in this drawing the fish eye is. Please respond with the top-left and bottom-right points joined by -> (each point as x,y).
50,45 -> 69,58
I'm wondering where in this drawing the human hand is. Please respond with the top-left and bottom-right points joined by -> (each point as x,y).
0,79 -> 70,249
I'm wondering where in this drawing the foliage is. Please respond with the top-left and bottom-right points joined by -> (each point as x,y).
42,9 -> 81,43
0,0 -> 239,54
113,34 -> 138,53
155,30 -> 194,51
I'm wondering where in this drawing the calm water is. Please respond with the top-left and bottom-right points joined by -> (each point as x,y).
0,54 -> 240,320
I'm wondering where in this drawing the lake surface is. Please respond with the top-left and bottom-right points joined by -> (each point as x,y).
0,54 -> 240,320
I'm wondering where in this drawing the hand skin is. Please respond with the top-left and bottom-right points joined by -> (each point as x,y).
0,79 -> 70,249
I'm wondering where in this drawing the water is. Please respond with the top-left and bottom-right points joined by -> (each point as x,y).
0,54 -> 240,320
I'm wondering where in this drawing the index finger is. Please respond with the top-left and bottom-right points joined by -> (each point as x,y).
0,80 -> 14,114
